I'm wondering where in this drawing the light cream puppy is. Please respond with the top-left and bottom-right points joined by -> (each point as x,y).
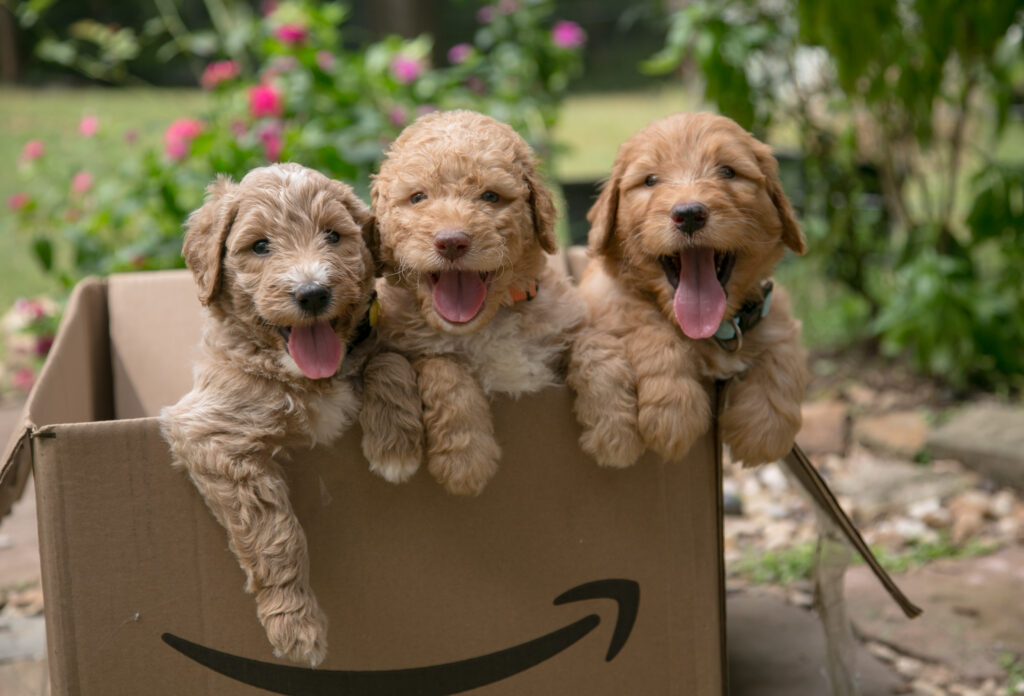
583,112 -> 809,466
160,163 -> 421,666
367,110 -> 642,495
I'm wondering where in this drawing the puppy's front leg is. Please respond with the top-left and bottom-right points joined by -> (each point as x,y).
415,356 -> 501,495
166,430 -> 328,666
361,351 -> 424,483
567,325 -> 645,468
625,320 -> 710,462
721,320 -> 808,466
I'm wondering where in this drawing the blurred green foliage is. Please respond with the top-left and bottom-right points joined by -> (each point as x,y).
645,0 -> 1024,390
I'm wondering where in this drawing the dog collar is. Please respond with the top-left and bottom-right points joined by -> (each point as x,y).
508,280 -> 539,304
346,291 -> 379,352
712,281 -> 773,353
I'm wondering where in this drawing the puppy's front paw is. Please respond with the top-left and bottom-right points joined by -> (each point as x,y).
428,435 -> 501,496
369,456 -> 420,484
722,405 -> 799,467
637,378 -> 710,461
579,415 -> 644,469
261,594 -> 329,667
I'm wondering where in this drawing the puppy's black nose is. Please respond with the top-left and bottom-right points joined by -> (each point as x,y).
295,283 -> 331,315
434,230 -> 471,260
671,202 -> 709,234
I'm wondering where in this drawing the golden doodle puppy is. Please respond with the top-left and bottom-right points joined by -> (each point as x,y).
366,109 -> 643,494
160,163 -> 421,666
582,112 -> 809,466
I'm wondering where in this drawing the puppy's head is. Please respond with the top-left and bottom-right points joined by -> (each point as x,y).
371,109 -> 556,334
588,112 -> 805,339
183,163 -> 376,380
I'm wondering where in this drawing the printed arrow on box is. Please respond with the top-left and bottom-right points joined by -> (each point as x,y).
162,578 -> 640,695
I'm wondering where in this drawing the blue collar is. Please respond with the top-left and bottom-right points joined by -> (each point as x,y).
712,281 -> 773,352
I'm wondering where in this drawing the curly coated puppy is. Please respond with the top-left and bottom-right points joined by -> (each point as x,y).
160,163 -> 421,666
582,112 -> 809,466
365,109 -> 643,495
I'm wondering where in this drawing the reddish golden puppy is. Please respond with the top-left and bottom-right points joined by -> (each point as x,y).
582,112 -> 809,466
368,110 -> 643,494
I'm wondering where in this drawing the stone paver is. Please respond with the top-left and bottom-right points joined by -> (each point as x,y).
0,657 -> 47,696
728,589 -> 903,695
845,546 -> 1024,681
0,477 -> 39,590
797,400 -> 849,456
854,410 -> 930,460
928,404 -> 1024,490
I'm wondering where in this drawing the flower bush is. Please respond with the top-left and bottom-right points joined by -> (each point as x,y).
3,0 -> 586,398
8,0 -> 584,288
1,297 -> 61,400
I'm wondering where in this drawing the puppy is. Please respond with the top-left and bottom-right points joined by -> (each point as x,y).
366,109 -> 643,495
160,163 -> 421,666
581,112 -> 809,466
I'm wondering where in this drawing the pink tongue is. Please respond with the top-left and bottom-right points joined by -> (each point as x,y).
673,248 -> 727,339
432,270 -> 487,324
289,320 -> 343,379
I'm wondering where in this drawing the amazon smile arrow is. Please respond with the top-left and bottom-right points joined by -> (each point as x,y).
162,578 -> 640,696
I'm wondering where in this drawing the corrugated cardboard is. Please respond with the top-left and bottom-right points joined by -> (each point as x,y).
0,270 -> 727,695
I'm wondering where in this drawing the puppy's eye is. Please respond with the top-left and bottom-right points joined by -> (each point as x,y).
252,239 -> 271,255
719,166 -> 736,179
324,229 -> 340,244
480,191 -> 501,203
410,192 -> 428,204
644,175 -> 659,187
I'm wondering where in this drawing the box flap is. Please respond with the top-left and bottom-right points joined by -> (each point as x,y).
107,270 -> 204,420
0,276 -> 111,520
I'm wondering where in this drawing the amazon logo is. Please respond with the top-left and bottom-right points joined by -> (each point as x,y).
162,578 -> 640,695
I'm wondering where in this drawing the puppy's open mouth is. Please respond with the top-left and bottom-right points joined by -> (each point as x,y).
659,249 -> 736,340
428,270 -> 495,324
276,318 -> 342,379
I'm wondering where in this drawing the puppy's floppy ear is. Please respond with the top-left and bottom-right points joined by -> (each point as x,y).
327,179 -> 381,275
524,165 -> 558,255
183,175 -> 238,306
587,168 -> 621,254
754,141 -> 806,255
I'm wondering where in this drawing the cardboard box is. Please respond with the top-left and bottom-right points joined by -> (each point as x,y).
0,270 -> 727,695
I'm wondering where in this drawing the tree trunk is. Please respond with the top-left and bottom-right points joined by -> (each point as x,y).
0,4 -> 18,83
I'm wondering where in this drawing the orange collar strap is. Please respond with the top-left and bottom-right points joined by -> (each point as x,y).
508,280 -> 539,304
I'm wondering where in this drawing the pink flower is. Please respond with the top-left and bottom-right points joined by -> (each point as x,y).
274,23 -> 307,44
258,122 -> 284,162
389,106 -> 408,128
20,140 -> 44,162
316,51 -> 336,71
124,129 -> 138,144
390,55 -> 424,84
35,335 -> 54,357
7,193 -> 30,211
70,171 -> 93,194
497,0 -> 518,14
248,84 -> 284,118
79,115 -> 99,137
261,56 -> 298,81
261,0 -> 278,16
448,43 -> 472,65
231,120 -> 248,137
12,366 -> 35,394
417,104 -> 438,116
476,5 -> 495,23
200,60 -> 240,89
163,118 -> 204,161
466,75 -> 488,95
551,20 -> 586,49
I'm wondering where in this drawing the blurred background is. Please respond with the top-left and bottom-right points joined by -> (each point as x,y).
1,1 -> 1024,693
